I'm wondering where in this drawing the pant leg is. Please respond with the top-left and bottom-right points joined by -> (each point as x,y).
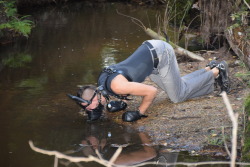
182,69 -> 206,80
181,69 -> 215,100
148,40 -> 214,103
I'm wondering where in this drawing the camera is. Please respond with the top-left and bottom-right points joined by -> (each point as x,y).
106,101 -> 127,112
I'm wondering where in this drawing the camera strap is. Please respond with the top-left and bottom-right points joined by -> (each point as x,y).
99,67 -> 132,101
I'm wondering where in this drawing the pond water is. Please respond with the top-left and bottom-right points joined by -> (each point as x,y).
0,2 -> 227,167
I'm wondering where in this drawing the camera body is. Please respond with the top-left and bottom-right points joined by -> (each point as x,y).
106,100 -> 127,112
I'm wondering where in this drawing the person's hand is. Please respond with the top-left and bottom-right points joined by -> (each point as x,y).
107,101 -> 127,112
122,110 -> 148,122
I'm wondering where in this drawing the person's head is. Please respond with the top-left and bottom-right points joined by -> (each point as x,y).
77,85 -> 106,121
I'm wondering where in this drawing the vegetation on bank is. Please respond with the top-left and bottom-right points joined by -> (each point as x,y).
225,0 -> 250,70
0,0 -> 34,41
241,95 -> 250,162
228,6 -> 250,158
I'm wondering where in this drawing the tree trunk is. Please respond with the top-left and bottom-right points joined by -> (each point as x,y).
225,27 -> 250,70
198,0 -> 235,46
199,0 -> 250,70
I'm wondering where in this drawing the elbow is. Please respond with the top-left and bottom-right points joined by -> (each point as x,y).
151,87 -> 157,97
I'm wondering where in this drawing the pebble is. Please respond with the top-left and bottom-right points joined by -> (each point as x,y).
235,60 -> 241,65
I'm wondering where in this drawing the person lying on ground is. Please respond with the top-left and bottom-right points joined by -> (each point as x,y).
68,39 -> 230,122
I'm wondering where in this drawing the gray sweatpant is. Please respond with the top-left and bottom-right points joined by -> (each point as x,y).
147,40 -> 214,103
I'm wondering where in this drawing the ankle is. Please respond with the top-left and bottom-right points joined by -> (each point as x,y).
205,66 -> 211,71
212,67 -> 219,78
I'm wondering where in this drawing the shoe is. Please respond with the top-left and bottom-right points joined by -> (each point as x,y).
216,61 -> 230,93
206,60 -> 218,69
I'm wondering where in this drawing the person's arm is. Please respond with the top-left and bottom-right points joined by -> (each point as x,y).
110,74 -> 157,114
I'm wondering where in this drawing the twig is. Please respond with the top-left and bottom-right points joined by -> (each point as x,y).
29,141 -> 110,165
54,157 -> 58,167
95,149 -> 104,160
222,126 -> 231,158
59,160 -> 72,167
221,91 -> 239,167
243,0 -> 250,9
107,147 -> 122,167
157,161 -> 250,166
116,10 -> 146,30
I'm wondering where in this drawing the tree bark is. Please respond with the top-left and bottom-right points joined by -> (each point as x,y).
225,28 -> 250,70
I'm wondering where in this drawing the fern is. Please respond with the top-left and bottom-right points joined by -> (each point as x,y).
11,19 -> 33,37
0,0 -> 34,37
0,23 -> 12,29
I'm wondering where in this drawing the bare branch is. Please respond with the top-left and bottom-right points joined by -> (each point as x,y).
29,141 -> 110,165
95,149 -> 104,160
157,161 -> 250,166
116,10 -> 146,30
221,91 -> 239,167
243,0 -> 250,9
222,126 -> 231,158
108,147 -> 122,167
54,157 -> 58,167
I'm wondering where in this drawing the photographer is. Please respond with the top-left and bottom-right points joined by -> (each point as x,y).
68,39 -> 230,122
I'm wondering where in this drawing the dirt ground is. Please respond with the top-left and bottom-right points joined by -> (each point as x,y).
108,45 -> 250,156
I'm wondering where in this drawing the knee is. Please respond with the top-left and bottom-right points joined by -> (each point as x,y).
171,99 -> 182,103
169,96 -> 185,103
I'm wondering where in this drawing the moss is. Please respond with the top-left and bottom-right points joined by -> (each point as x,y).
245,95 -> 250,115
242,95 -> 250,162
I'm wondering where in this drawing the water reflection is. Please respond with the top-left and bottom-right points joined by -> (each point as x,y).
100,44 -> 120,68
2,53 -> 32,68
55,121 -> 157,166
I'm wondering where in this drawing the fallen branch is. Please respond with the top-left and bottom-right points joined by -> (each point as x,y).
145,28 -> 205,61
116,10 -> 205,61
